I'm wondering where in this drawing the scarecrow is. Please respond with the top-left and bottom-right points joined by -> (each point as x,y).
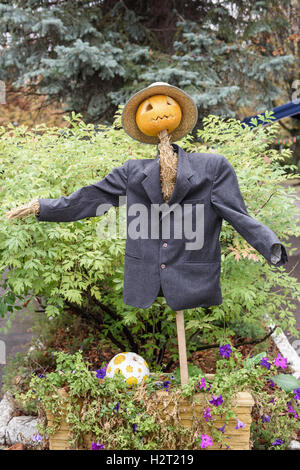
5,82 -> 287,385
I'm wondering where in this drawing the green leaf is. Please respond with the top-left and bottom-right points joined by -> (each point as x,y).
271,374 -> 300,392
244,351 -> 266,369
0,302 -> 8,317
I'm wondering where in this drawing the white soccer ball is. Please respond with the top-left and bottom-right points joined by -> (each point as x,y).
106,352 -> 150,386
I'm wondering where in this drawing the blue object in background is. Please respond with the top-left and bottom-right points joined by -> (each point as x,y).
242,101 -> 300,127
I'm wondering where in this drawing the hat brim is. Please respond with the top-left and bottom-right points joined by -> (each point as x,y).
121,84 -> 198,144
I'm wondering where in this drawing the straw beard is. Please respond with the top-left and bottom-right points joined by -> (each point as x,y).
158,130 -> 178,203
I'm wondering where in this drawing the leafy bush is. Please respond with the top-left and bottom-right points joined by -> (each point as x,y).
1,110 -> 300,368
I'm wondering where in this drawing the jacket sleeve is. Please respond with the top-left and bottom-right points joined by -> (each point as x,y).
210,155 -> 288,267
36,160 -> 129,222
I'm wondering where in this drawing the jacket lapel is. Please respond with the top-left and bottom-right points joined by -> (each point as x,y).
167,144 -> 194,207
142,144 -> 194,212
141,155 -> 165,206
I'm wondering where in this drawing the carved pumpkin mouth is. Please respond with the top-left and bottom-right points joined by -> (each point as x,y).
151,115 -> 175,122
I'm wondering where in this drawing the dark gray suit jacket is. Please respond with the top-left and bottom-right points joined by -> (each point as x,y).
36,144 -> 287,311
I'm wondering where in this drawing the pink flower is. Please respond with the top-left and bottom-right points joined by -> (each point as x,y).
274,353 -> 287,369
200,434 -> 213,449
91,441 -> 104,450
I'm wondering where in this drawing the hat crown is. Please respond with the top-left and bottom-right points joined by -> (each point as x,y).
148,82 -> 171,88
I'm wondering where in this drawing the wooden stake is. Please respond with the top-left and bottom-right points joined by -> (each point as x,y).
176,310 -> 189,386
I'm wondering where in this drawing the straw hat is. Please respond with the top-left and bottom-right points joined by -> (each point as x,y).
121,82 -> 198,144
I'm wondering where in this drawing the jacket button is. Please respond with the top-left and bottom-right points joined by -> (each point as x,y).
163,242 -> 168,248
161,264 -> 166,269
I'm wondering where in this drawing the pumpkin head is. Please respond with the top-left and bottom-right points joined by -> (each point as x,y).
135,94 -> 182,137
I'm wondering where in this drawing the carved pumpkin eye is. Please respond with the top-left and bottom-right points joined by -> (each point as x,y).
145,102 -> 153,112
166,96 -> 175,105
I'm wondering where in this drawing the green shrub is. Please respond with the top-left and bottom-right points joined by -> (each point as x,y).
1,110 -> 300,367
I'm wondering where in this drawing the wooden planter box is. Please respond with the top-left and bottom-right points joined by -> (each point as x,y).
45,376 -> 254,451
154,389 -> 254,450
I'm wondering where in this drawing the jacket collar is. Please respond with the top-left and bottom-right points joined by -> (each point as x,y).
142,144 -> 193,207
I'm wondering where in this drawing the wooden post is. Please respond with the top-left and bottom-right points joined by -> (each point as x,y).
176,310 -> 189,386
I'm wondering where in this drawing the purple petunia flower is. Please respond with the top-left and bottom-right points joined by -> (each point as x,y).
274,353 -> 287,369
204,407 -> 213,422
262,414 -> 271,423
220,344 -> 232,359
217,424 -> 226,434
260,357 -> 271,370
287,404 -> 298,419
163,380 -> 171,391
91,441 -> 104,450
234,419 -> 245,429
33,433 -> 43,442
209,395 -> 223,407
113,402 -> 119,413
96,364 -> 108,379
132,423 -> 138,433
268,379 -> 276,388
272,438 -> 284,447
200,434 -> 213,449
293,388 -> 300,401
